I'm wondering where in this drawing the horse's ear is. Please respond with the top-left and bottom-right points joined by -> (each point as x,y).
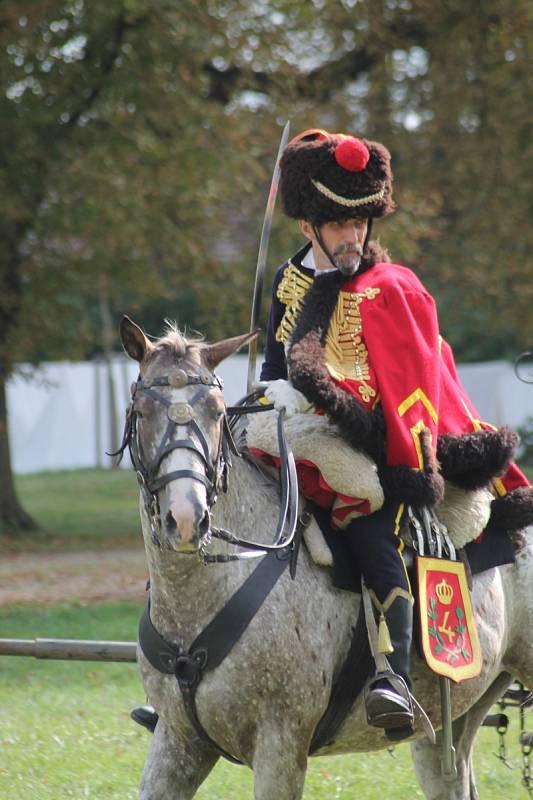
203,330 -> 259,371
120,316 -> 152,362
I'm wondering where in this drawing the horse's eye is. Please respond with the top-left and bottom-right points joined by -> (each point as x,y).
206,394 -> 224,420
134,397 -> 152,418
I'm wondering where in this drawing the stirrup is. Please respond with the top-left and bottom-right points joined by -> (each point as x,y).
364,670 -> 414,731
131,705 -> 158,733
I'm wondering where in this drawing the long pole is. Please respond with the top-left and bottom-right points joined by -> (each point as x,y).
440,675 -> 458,780
0,638 -> 137,663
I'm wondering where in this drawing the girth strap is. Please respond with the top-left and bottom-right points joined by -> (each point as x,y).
309,607 -> 370,753
138,549 -> 292,763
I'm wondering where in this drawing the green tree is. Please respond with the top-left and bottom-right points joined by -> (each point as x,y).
0,0 -> 293,531
1,0 -> 531,534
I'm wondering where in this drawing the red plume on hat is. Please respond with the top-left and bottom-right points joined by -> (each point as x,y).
279,129 -> 395,225
334,137 -> 370,172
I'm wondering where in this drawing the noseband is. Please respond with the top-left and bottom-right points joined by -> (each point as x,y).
114,367 -> 299,563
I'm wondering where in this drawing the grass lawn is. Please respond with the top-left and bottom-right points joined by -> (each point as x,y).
0,602 -> 531,800
1,466 -> 532,796
2,469 -> 141,551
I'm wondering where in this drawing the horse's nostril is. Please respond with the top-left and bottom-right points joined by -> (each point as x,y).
165,511 -> 177,532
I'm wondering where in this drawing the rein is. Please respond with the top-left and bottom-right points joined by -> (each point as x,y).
113,369 -> 300,562
203,397 -> 300,562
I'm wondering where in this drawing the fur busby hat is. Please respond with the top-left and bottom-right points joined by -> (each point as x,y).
279,128 -> 395,226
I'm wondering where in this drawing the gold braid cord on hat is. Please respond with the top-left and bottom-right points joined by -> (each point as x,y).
311,179 -> 385,208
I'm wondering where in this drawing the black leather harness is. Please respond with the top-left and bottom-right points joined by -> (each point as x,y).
139,549 -> 293,763
120,367 -> 371,762
113,372 -> 300,562
139,543 -> 371,762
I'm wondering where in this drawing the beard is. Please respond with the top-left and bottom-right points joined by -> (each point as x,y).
332,242 -> 363,276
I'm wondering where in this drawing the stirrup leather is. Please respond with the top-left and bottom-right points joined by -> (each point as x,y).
364,669 -> 414,729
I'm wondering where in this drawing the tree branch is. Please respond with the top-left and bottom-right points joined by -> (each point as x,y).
64,11 -> 148,132
202,46 -> 380,104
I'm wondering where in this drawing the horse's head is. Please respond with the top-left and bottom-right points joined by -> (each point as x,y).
120,316 -> 256,553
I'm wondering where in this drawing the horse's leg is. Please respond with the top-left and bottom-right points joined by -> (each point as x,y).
139,720 -> 218,800
252,720 -> 310,800
411,672 -> 512,800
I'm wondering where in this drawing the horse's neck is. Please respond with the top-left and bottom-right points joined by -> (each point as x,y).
502,531 -> 533,637
212,454 -> 281,545
145,547 -> 229,647
142,457 -> 281,647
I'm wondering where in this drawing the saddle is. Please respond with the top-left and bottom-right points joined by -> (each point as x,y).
245,407 -> 510,562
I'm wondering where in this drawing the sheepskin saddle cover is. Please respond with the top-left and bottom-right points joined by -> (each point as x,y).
247,409 -> 384,512
245,409 -> 492,549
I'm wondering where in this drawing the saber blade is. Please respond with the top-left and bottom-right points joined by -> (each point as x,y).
247,120 -> 291,394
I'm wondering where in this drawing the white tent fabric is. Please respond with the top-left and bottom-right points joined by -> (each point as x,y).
7,355 -> 258,474
456,360 -> 532,430
7,355 -> 532,475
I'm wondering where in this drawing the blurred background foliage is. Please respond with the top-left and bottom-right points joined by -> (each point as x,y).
1,0 -> 532,529
1,0 -> 531,375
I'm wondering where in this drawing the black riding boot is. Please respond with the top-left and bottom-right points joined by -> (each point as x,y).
365,593 -> 414,740
131,704 -> 158,732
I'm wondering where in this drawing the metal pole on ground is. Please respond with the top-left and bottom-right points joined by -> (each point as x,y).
0,638 -> 137,662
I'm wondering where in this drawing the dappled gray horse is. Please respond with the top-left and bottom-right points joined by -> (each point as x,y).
120,317 -> 533,800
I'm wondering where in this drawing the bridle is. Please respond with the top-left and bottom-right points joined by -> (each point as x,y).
113,366 -> 299,563
120,367 -> 226,548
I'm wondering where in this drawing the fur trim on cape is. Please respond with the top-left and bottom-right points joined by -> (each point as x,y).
286,268 -> 518,506
437,428 -> 518,490
486,487 -> 533,533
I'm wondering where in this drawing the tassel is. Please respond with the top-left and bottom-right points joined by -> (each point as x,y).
378,612 -> 394,655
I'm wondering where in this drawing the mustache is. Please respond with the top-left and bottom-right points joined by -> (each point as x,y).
333,242 -> 363,257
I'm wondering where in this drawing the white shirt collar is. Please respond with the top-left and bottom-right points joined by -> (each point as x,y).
301,246 -> 337,274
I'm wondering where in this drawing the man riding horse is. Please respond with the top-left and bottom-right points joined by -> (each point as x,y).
130,126 -> 533,743
258,127 -> 532,739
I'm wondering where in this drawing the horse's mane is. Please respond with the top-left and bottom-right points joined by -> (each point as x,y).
145,321 -> 205,366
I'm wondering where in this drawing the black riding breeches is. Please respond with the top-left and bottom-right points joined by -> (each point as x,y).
343,502 -> 411,604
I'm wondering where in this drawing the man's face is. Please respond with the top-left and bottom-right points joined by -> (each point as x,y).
299,217 -> 368,275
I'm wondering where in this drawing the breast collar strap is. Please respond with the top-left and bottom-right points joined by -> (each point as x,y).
138,549 -> 292,764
